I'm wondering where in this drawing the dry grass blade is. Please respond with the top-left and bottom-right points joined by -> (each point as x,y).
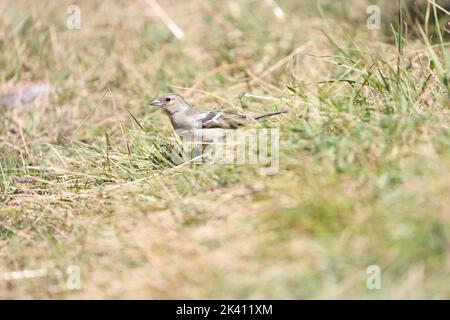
264,0 -> 286,20
143,0 -> 185,40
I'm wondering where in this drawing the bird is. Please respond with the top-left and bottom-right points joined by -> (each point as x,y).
150,93 -> 287,140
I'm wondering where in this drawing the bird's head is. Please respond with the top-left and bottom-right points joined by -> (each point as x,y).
150,93 -> 189,114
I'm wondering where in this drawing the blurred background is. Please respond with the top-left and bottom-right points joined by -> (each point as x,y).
0,0 -> 449,299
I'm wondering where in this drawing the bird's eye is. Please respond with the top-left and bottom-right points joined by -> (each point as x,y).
165,97 -> 171,102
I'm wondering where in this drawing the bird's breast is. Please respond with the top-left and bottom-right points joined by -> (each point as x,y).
171,113 -> 199,130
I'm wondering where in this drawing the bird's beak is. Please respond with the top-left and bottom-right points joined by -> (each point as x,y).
150,98 -> 164,107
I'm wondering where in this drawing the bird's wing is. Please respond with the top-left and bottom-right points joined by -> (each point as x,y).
191,111 -> 246,129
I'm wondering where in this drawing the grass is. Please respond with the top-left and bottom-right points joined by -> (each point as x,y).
0,0 -> 449,299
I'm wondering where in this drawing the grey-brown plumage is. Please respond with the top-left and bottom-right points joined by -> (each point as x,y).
150,93 -> 287,131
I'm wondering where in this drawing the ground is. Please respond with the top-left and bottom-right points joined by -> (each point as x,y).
0,0 -> 449,299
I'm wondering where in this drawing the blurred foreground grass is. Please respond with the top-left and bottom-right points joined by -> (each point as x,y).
0,0 -> 449,298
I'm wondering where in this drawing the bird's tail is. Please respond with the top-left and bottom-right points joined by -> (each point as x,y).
253,110 -> 288,120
